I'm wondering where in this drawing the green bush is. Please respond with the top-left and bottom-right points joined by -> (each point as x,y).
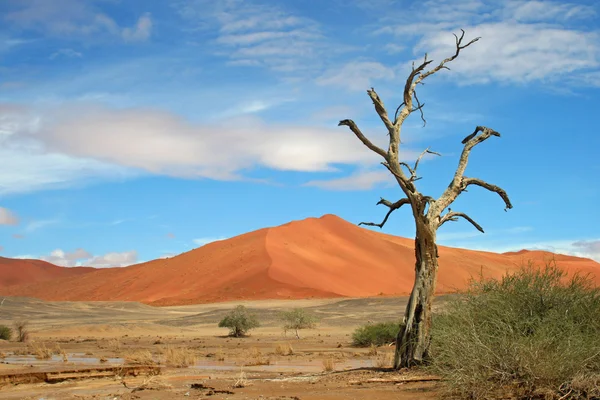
280,308 -> 318,339
429,262 -> 600,400
218,305 -> 260,337
0,325 -> 12,341
352,321 -> 399,347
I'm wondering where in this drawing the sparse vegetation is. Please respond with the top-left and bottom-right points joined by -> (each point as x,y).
275,342 -> 294,356
241,347 -> 270,366
429,263 -> 600,400
351,322 -> 399,347
233,368 -> 249,388
161,346 -> 196,367
322,357 -> 335,372
373,352 -> 393,368
14,320 -> 29,342
218,305 -> 260,337
0,325 -> 12,341
29,342 -> 53,360
280,308 -> 318,339
124,349 -> 155,366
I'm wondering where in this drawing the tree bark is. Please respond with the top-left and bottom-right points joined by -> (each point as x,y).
394,220 -> 438,369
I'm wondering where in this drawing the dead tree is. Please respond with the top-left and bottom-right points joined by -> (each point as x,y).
338,30 -> 512,369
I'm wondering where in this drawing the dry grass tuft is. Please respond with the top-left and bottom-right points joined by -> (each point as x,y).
233,368 -> 249,388
241,347 -> 270,366
367,344 -> 378,356
373,351 -> 392,368
99,356 -> 108,363
275,342 -> 294,356
124,350 -> 156,366
13,320 -> 29,343
161,346 -> 196,368
29,342 -> 53,360
215,346 -> 225,361
108,338 -> 121,353
322,357 -> 335,372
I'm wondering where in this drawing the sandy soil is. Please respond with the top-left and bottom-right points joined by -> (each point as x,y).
2,214 -> 599,306
0,296 -> 447,399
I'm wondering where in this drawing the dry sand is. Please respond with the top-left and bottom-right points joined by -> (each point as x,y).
0,296 -> 444,399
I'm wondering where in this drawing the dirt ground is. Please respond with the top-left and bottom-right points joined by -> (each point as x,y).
0,296 -> 449,399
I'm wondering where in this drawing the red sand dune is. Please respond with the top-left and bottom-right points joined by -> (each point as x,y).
0,257 -> 94,288
1,215 -> 599,306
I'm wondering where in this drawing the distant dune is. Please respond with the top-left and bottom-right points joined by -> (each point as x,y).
0,257 -> 94,288
1,214 -> 598,305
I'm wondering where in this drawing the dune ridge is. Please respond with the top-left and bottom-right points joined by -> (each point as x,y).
1,214 -> 598,305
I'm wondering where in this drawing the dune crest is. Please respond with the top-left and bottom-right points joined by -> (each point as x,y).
1,214 -> 598,305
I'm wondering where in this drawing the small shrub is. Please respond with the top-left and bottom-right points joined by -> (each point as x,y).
13,320 -> 29,342
0,325 -> 12,341
215,346 -> 225,361
161,346 -> 196,368
233,368 -> 249,388
280,308 -> 318,339
367,344 -> 378,356
275,343 -> 294,356
351,322 -> 399,347
429,262 -> 600,400
108,338 -> 121,353
29,342 -> 52,360
241,347 -> 270,366
322,357 -> 335,372
124,350 -> 155,366
218,305 -> 260,337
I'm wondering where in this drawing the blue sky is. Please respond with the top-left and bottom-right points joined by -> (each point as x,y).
0,0 -> 599,267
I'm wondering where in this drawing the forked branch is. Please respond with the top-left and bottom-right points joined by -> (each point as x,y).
400,147 -> 441,182
359,197 -> 410,229
395,30 -> 480,126
434,125 -> 504,214
438,211 -> 484,233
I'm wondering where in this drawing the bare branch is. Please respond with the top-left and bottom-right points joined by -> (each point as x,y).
463,177 -> 513,211
433,125 -> 504,215
413,90 -> 426,127
438,211 -> 484,233
338,119 -> 388,159
395,30 -> 480,127
367,88 -> 395,134
413,148 -> 441,175
382,162 -> 416,193
359,197 -> 410,229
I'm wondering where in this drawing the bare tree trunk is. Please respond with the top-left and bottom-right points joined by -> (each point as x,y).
394,221 -> 438,369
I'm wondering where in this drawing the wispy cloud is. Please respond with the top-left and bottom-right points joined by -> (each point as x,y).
38,248 -> 138,268
375,0 -> 600,87
304,169 -> 393,191
0,207 -> 19,225
49,48 -> 83,59
24,218 -> 59,233
317,61 -> 396,91
4,0 -> 152,43
174,0 -> 330,74
193,237 -> 227,246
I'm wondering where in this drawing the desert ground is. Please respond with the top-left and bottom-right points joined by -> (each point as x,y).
0,295 -> 448,399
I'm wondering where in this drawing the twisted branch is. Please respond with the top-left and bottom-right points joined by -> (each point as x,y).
338,119 -> 387,159
359,197 -> 410,229
463,177 -> 513,211
438,211 -> 484,233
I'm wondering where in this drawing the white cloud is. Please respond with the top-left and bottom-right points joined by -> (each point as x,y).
39,248 -> 137,268
49,48 -> 83,59
317,61 -> 396,91
304,169 -> 394,191
377,0 -> 600,87
24,219 -> 59,233
9,103 -> 388,181
122,13 -> 152,42
0,207 -> 19,225
193,237 -> 227,246
174,0 -> 328,74
4,0 -> 152,43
